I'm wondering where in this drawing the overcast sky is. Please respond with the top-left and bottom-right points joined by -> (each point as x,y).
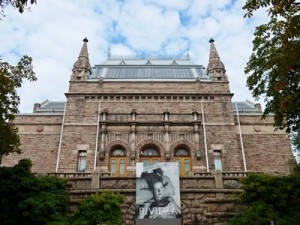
0,0 -> 269,113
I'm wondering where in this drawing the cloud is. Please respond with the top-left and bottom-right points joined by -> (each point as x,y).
0,0 -> 269,113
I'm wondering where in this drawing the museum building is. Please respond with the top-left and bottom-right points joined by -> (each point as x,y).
1,38 -> 295,224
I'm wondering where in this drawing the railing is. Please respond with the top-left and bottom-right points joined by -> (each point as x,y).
222,172 -> 248,177
47,172 -> 92,178
45,171 -> 254,179
193,172 -> 212,177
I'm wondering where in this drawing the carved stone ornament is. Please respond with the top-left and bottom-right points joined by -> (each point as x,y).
195,151 -> 202,160
130,152 -> 136,160
253,126 -> 261,132
36,125 -> 44,132
99,152 -> 105,160
165,152 -> 171,160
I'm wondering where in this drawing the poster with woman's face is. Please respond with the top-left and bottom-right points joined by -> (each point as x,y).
135,162 -> 182,225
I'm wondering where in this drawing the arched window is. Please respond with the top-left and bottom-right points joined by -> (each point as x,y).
140,146 -> 160,163
109,146 -> 126,176
174,147 -> 192,176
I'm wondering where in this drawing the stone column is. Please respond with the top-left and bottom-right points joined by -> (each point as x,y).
164,124 -> 170,160
163,111 -> 171,160
213,170 -> 223,188
99,124 -> 106,160
99,110 -> 107,160
91,170 -> 100,189
130,110 -> 137,160
193,112 -> 201,159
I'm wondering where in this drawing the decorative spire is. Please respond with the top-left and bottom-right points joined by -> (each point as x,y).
186,48 -> 190,60
71,38 -> 92,80
107,46 -> 111,59
206,38 -> 227,81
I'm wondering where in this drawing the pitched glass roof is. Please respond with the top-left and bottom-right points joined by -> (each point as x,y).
89,58 -> 209,80
33,100 -> 65,113
232,101 -> 262,113
104,68 -> 195,79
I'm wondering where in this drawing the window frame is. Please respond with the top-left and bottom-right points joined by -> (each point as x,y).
213,150 -> 222,171
140,145 -> 161,163
174,147 -> 192,176
109,147 -> 127,176
77,150 -> 87,172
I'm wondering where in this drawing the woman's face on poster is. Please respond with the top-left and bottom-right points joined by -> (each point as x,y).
153,182 -> 164,201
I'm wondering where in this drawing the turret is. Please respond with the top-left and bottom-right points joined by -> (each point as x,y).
71,38 -> 92,80
206,38 -> 228,81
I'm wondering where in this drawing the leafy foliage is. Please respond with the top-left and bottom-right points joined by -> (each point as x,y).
0,159 -> 69,225
291,131 -> 300,162
243,0 -> 300,133
227,171 -> 300,225
0,55 -> 36,158
69,191 -> 125,225
0,0 -> 36,18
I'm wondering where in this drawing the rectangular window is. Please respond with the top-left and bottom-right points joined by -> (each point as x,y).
176,159 -> 181,174
120,159 -> 125,175
213,150 -> 222,171
78,150 -> 87,172
111,159 -> 117,175
184,159 -> 190,175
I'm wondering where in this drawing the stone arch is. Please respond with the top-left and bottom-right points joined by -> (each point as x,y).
136,139 -> 165,160
181,200 -> 193,225
170,140 -> 196,156
105,139 -> 130,156
122,198 -> 137,225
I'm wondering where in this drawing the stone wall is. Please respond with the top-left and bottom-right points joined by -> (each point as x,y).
1,114 -> 62,173
53,171 -> 246,225
68,80 -> 231,95
235,114 -> 293,174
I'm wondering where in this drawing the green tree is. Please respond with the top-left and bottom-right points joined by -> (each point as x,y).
0,0 -> 36,18
0,56 -> 36,160
227,171 -> 300,225
70,191 -> 125,225
243,0 -> 300,133
0,159 -> 69,225
291,131 -> 300,162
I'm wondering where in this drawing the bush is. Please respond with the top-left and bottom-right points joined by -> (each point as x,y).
0,159 -> 69,225
227,168 -> 300,225
69,190 -> 125,225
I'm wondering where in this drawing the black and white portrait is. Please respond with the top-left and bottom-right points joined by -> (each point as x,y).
136,162 -> 181,220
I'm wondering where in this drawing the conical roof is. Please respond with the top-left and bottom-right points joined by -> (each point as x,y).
72,37 -> 92,75
207,38 -> 225,74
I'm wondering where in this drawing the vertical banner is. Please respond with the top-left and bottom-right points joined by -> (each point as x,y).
135,162 -> 181,225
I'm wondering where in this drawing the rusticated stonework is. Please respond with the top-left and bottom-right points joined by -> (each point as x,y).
1,40 -> 296,224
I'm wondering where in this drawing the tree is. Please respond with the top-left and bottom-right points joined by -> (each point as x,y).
0,0 -> 37,160
0,55 -> 36,160
243,0 -> 300,133
0,159 -> 69,225
0,0 -> 36,18
227,170 -> 300,225
291,131 -> 300,162
69,191 -> 125,225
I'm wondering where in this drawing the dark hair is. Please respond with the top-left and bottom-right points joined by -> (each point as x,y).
141,168 -> 167,190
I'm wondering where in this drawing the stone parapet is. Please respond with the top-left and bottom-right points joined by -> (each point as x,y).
62,173 -> 244,225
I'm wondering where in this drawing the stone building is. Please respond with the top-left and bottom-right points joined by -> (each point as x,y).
1,38 -> 295,224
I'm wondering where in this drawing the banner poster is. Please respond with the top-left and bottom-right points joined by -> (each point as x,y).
135,162 -> 182,225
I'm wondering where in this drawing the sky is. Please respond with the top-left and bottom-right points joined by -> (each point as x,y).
0,0 -> 269,113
